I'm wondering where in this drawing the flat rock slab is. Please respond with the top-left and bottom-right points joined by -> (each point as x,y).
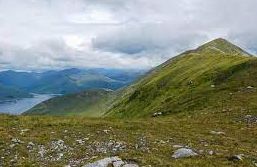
172,148 -> 198,159
83,156 -> 139,167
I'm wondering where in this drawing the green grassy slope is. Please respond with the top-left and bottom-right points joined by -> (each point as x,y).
106,38 -> 257,118
0,109 -> 256,166
23,89 -> 117,117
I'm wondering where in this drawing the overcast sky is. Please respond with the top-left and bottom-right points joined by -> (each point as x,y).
0,0 -> 257,71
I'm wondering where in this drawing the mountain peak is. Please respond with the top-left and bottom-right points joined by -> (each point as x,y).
196,38 -> 252,56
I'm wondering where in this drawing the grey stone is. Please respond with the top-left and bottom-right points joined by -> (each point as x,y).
172,148 -> 198,159
82,157 -> 139,167
208,150 -> 214,155
83,157 -> 122,167
228,154 -> 244,161
210,131 -> 225,135
123,164 -> 139,167
173,145 -> 184,148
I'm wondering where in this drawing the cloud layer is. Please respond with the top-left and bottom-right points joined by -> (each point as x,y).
0,0 -> 256,70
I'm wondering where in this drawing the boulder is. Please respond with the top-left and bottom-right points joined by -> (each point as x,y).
172,148 -> 198,159
82,157 -> 139,167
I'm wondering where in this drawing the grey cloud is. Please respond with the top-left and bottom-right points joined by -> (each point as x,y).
0,39 -> 155,70
0,0 -> 257,70
92,24 -> 206,56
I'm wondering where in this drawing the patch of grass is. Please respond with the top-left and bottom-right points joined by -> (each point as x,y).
0,110 -> 256,166
24,89 -> 117,117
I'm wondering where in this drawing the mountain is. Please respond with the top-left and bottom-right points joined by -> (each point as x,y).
0,70 -> 39,90
105,38 -> 257,118
23,89 -> 116,116
0,83 -> 32,100
0,68 -> 145,98
26,38 -> 257,118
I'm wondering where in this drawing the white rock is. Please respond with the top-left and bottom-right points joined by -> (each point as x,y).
123,164 -> 139,167
228,154 -> 244,161
103,130 -> 110,134
173,145 -> 184,148
9,144 -> 16,148
76,139 -> 84,145
57,153 -> 64,160
82,157 -> 138,167
152,112 -> 163,117
209,150 -> 214,155
11,138 -> 23,144
172,148 -> 198,159
247,86 -> 254,89
210,131 -> 225,135
20,129 -> 29,135
83,157 -> 122,167
113,160 -> 125,167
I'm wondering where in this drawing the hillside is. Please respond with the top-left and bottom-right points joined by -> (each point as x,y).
25,38 -> 257,118
0,84 -> 32,100
106,38 -> 257,118
23,89 -> 116,117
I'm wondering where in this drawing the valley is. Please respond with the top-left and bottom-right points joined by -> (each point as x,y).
0,39 -> 257,167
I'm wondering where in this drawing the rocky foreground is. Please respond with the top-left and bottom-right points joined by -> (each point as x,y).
0,112 -> 256,166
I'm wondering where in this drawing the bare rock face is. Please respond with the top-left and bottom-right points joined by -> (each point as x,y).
82,157 -> 139,167
172,148 -> 198,159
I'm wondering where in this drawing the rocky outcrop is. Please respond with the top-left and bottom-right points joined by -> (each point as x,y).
82,157 -> 139,167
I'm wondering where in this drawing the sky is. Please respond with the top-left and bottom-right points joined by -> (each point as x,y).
0,0 -> 257,71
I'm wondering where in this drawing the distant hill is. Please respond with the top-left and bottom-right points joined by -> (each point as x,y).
0,83 -> 32,100
105,38 -> 257,118
0,68 -> 145,99
23,89 -> 116,117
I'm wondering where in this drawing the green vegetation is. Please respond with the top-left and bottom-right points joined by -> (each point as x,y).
24,89 -> 116,117
107,38 -> 257,118
0,84 -> 32,100
27,38 -> 257,119
0,109 -> 256,166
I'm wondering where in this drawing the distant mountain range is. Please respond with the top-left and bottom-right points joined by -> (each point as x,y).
0,84 -> 32,100
0,68 -> 145,100
26,38 -> 257,118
